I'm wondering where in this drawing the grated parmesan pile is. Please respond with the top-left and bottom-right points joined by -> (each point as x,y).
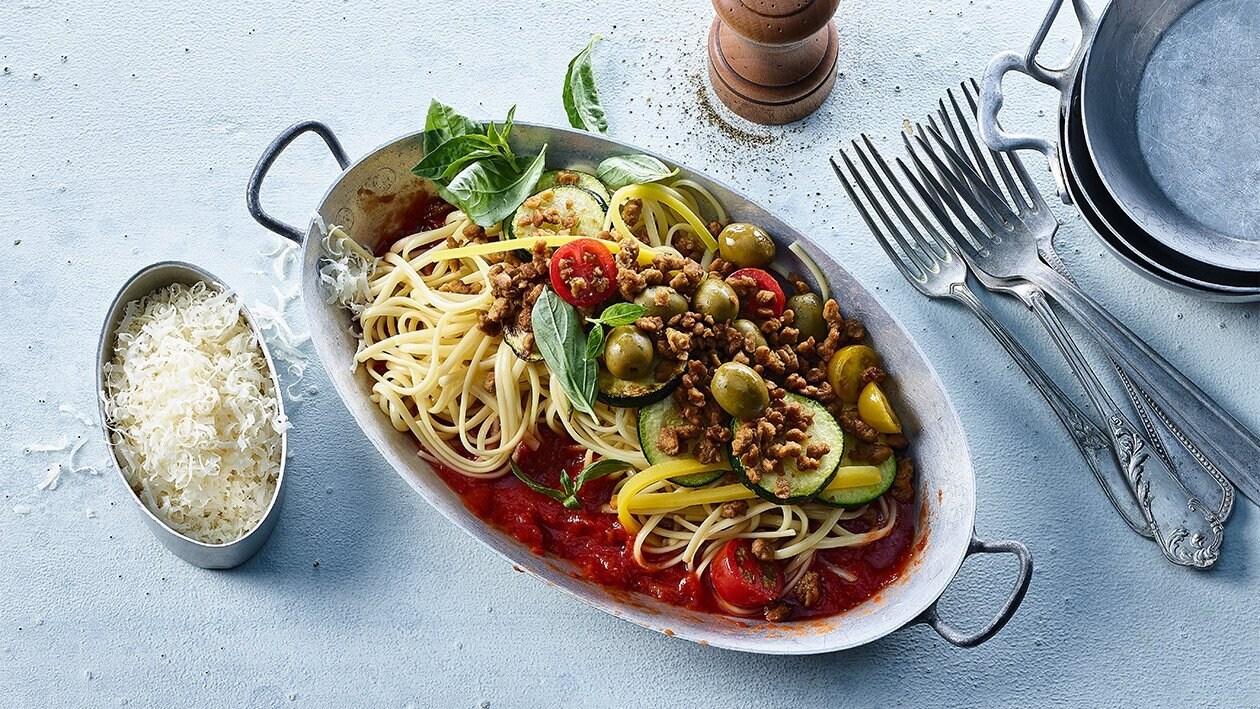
102,281 -> 287,544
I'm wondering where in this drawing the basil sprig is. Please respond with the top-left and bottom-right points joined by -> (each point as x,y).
596,154 -> 679,190
511,458 -> 634,510
584,303 -> 647,359
532,289 -> 599,417
563,36 -> 607,133
411,100 -> 547,228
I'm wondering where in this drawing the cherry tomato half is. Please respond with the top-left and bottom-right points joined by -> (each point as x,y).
727,268 -> 785,319
549,239 -> 619,308
710,539 -> 784,608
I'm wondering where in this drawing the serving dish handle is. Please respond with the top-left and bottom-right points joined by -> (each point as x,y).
912,533 -> 1033,648
247,121 -> 350,243
976,0 -> 1096,201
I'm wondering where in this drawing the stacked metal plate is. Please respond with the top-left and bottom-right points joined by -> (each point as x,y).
982,0 -> 1260,301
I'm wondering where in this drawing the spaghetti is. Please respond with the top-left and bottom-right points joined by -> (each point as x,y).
345,167 -> 914,621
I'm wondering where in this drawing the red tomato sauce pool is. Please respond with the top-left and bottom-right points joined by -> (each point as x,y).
435,432 -> 918,620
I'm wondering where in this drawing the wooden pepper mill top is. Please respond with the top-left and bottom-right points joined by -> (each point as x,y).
707,0 -> 841,125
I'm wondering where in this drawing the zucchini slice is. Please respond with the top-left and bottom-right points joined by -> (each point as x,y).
503,325 -> 542,363
637,397 -> 729,487
505,185 -> 606,241
597,362 -> 683,409
731,393 -> 845,504
535,170 -> 612,205
814,433 -> 897,508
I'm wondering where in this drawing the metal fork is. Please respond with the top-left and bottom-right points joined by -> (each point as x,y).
904,86 -> 1260,514
831,142 -> 1152,538
932,81 -> 1234,525
892,112 -> 1225,568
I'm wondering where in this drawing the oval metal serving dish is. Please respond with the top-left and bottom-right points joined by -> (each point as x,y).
96,261 -> 289,569
247,121 -> 1030,653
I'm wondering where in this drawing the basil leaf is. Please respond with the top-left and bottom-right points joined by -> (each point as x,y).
596,154 -> 679,190
423,99 -> 482,154
590,303 -> 646,328
499,105 -> 516,146
574,458 -> 634,487
511,457 -> 633,510
585,325 -> 605,360
411,134 -> 497,180
531,289 -> 598,417
510,460 -> 568,504
445,146 -> 548,227
484,107 -> 518,168
563,36 -> 607,133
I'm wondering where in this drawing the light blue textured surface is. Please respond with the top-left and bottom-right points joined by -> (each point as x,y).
2,1 -> 1257,706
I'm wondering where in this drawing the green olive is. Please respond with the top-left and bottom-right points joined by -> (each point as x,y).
711,362 -> 770,419
634,286 -> 689,321
718,223 -> 776,268
731,318 -> 768,350
788,293 -> 826,342
692,278 -> 740,323
603,326 -> 654,380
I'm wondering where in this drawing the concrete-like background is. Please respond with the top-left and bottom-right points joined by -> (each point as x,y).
2,1 -> 1257,706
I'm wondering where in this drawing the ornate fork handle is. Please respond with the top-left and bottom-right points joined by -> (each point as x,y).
1025,290 -> 1223,568
1028,263 -> 1260,506
949,284 -> 1152,537
1041,246 -> 1234,520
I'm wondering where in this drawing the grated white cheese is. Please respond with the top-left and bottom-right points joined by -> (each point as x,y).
58,403 -> 95,427
25,437 -> 68,453
101,281 -> 285,545
318,224 -> 374,317
36,463 -> 61,491
66,437 -> 98,475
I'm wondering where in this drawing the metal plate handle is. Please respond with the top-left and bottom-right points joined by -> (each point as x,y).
915,533 -> 1033,648
246,120 -> 350,244
976,0 -> 1096,199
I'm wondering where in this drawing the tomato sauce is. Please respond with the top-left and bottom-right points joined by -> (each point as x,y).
361,189 -> 456,257
435,432 -> 918,620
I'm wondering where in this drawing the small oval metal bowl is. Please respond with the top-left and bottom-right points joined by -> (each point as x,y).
95,261 -> 288,569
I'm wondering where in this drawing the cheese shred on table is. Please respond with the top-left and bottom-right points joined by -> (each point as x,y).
102,281 -> 286,544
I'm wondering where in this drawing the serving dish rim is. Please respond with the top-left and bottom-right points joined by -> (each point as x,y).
95,260 -> 290,567
259,119 -> 1015,653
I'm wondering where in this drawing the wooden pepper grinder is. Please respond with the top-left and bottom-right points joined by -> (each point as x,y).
707,0 -> 841,125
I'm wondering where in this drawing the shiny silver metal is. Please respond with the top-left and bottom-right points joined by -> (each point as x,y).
915,88 -> 1260,511
246,120 -> 1031,653
96,261 -> 288,569
978,0 -> 1095,199
1080,0 -> 1260,272
981,0 -> 1260,275
1059,76 -> 1260,298
831,139 -> 1152,539
896,121 -> 1227,568
932,82 -> 1235,526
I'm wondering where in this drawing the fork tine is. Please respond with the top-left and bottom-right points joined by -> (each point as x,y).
894,153 -> 989,265
927,112 -> 975,197
961,78 -> 1050,213
922,123 -> 1018,230
831,150 -> 932,282
952,81 -> 1031,214
840,141 -> 940,276
858,134 -> 953,262
919,123 -> 1020,225
911,128 -> 1018,236
935,92 -> 1005,202
900,133 -> 995,249
830,156 -> 925,286
946,86 -> 1030,216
